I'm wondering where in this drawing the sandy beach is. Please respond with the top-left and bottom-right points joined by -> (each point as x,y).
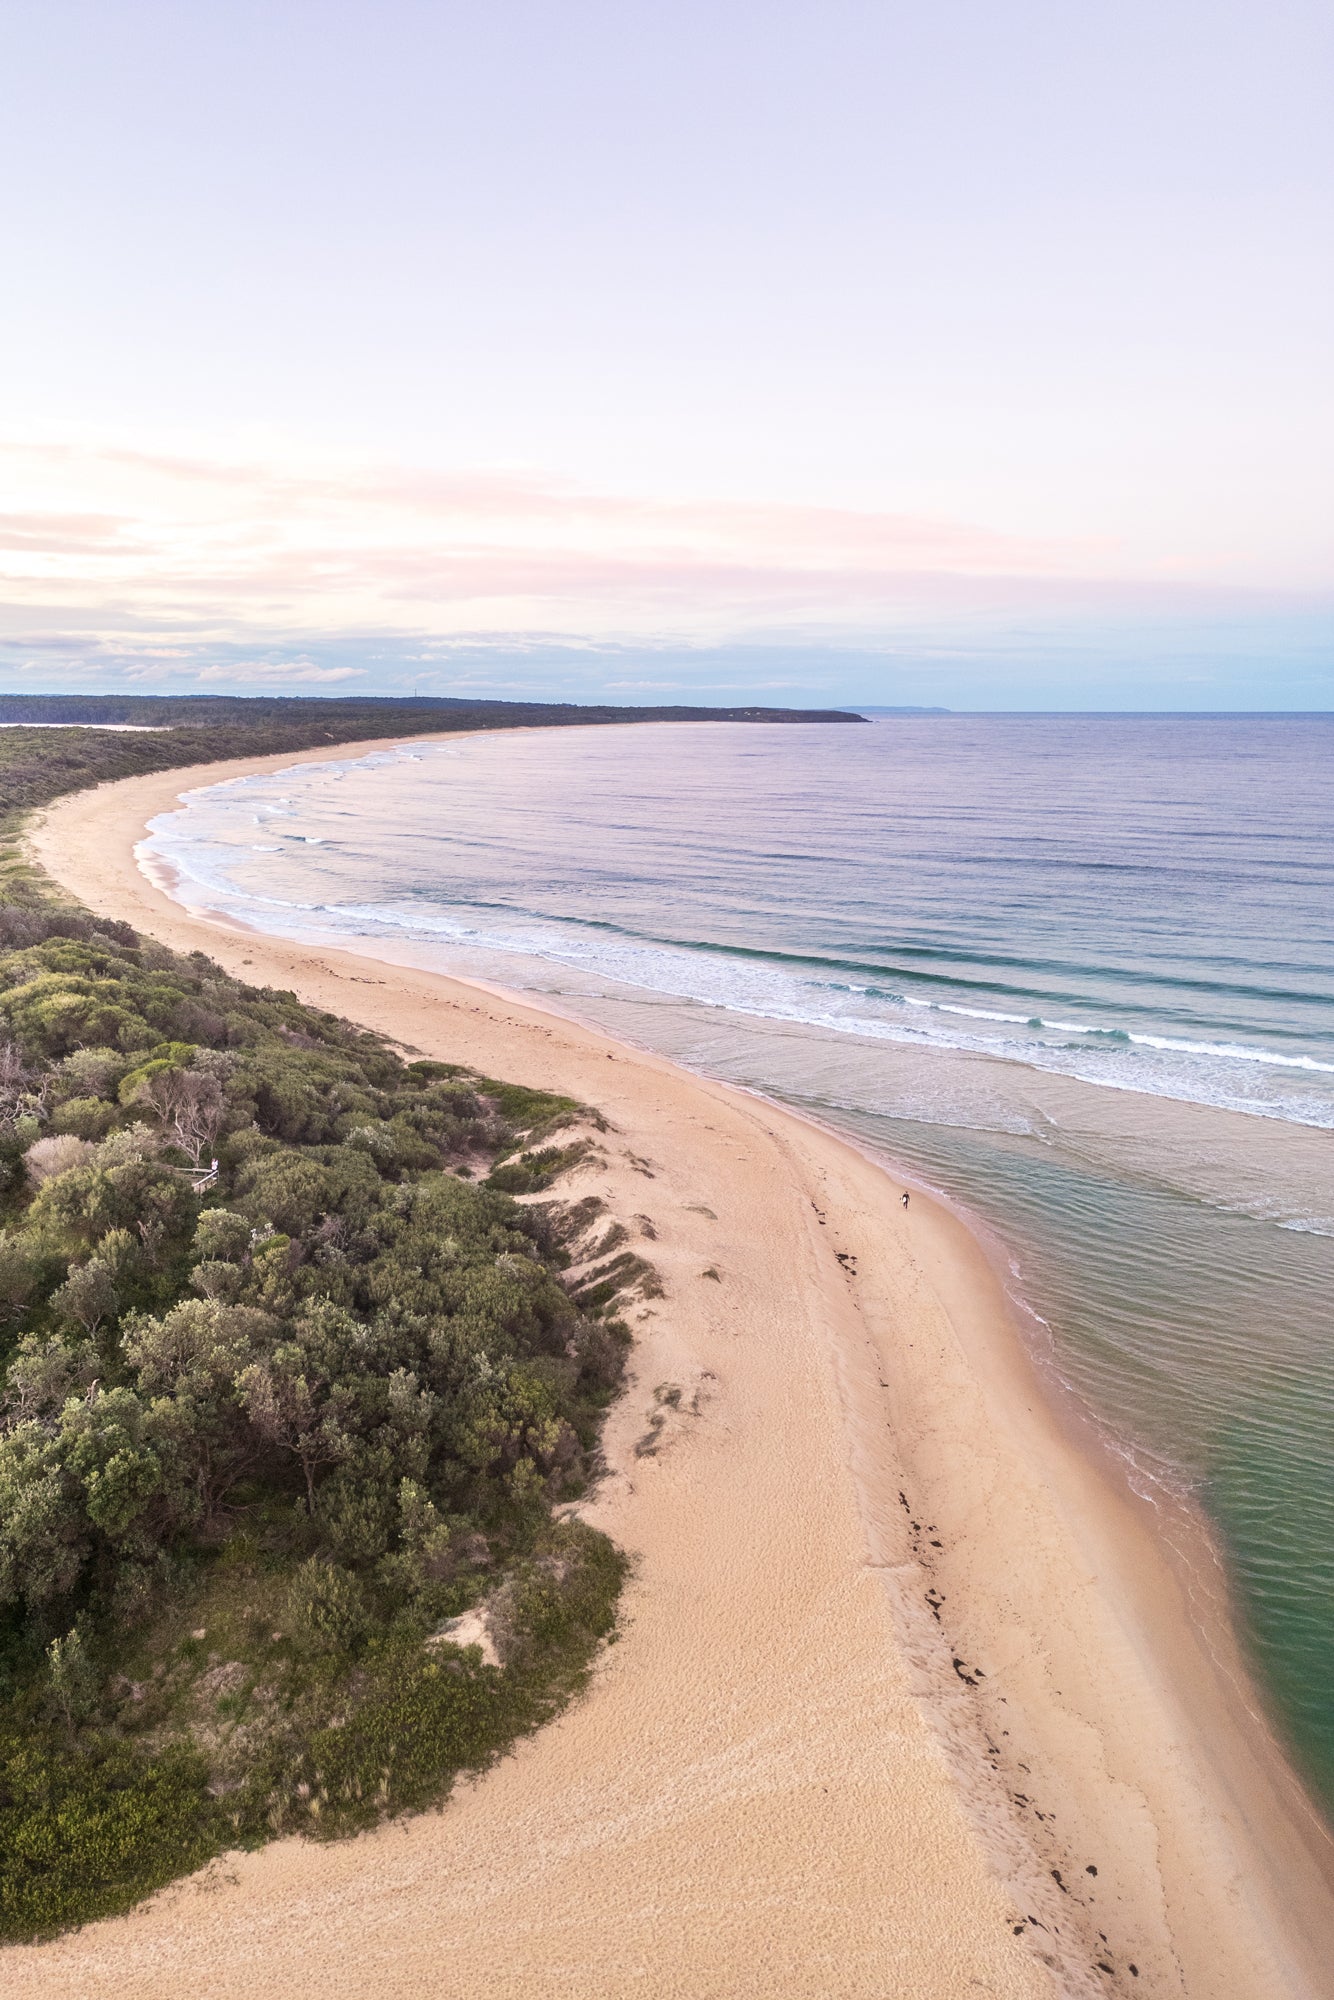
5,735 -> 1334,1999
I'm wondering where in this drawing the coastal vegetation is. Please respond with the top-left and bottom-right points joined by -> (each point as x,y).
0,761 -> 648,1942
0,691 -> 862,824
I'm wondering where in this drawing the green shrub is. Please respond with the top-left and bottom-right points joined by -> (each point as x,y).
192,1207 -> 252,1261
486,1142 -> 590,1194
51,1095 -> 118,1140
0,1731 -> 220,1943
287,1559 -> 370,1655
0,878 -> 641,1940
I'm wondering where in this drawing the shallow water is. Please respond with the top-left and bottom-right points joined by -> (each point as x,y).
143,716 -> 1334,1813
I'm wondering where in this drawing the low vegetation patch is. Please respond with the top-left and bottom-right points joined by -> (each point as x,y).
0,878 -> 634,1942
486,1139 -> 594,1194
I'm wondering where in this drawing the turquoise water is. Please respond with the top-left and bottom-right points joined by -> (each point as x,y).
144,716 -> 1334,1813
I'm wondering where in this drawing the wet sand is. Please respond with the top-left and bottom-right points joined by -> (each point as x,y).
7,736 -> 1334,1999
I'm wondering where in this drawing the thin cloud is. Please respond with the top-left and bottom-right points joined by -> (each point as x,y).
1,434 -> 1328,678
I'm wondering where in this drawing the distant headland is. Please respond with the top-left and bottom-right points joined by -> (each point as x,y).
0,693 -> 866,823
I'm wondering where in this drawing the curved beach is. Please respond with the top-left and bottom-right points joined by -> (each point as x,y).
7,736 -> 1334,1999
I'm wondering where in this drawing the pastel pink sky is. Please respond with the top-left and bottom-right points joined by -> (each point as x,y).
1,2 -> 1330,705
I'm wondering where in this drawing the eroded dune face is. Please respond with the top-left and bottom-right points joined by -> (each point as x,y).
6,750 -> 1332,2000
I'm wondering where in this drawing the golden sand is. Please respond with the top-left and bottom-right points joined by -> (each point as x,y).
5,737 -> 1333,1999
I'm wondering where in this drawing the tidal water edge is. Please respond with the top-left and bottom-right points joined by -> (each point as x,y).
140,716 -> 1334,1816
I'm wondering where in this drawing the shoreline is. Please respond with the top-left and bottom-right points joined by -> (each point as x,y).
7,734 -> 1334,1997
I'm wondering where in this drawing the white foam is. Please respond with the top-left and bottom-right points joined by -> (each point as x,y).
135,760 -> 1334,1136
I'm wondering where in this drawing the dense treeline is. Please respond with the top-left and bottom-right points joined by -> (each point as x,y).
0,834 -> 645,1938
0,693 -> 862,825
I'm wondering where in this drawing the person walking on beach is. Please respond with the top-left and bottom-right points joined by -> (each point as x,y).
901,1191 -> 910,1209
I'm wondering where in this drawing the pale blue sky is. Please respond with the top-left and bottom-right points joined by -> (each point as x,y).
2,0 -> 1330,705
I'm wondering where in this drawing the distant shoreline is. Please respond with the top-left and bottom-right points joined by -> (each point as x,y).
11,732 -> 1334,1999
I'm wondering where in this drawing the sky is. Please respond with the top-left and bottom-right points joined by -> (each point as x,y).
1,0 -> 1330,709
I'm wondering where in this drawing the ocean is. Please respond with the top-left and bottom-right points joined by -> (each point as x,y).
141,714 -> 1334,1815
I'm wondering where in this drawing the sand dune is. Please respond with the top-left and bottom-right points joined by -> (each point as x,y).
5,738 -> 1333,1999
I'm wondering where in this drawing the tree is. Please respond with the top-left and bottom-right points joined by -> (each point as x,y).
146,1065 -> 225,1172
23,1134 -> 94,1186
60,1387 -> 163,1541
2,1334 -> 87,1425
121,1300 -> 273,1528
236,1345 -> 347,1515
0,1235 -> 38,1325
0,1422 -> 86,1610
0,1040 -> 47,1138
51,1259 -> 118,1337
45,1622 -> 98,1728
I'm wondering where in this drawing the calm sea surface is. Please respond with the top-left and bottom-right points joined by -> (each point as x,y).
143,717 -> 1334,1812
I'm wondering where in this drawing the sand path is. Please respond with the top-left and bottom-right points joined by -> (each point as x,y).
6,738 -> 1334,1999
